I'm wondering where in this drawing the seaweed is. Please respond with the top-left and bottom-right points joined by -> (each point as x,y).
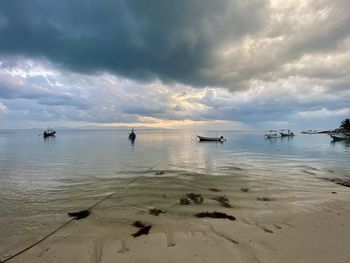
149,208 -> 165,216
132,220 -> 146,228
303,170 -> 316,175
261,227 -> 273,233
240,188 -> 249,192
179,193 -> 204,205
155,171 -> 165,175
132,225 -> 152,237
180,197 -> 190,205
131,221 -> 152,237
323,178 -> 350,188
68,210 -> 90,220
209,188 -> 221,192
186,193 -> 204,204
211,196 -> 232,208
257,197 -> 275,202
194,211 -> 236,221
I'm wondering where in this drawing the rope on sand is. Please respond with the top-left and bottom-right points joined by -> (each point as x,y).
0,173 -> 145,263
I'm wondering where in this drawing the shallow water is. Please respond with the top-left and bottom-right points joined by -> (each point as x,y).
0,129 -> 349,239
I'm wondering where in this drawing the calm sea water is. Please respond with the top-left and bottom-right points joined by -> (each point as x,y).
0,129 -> 349,239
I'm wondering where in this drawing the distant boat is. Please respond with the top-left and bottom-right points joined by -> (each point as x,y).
329,133 -> 350,141
43,128 -> 56,138
301,130 -> 318,134
265,130 -> 280,138
128,128 -> 136,140
280,129 -> 295,137
197,135 -> 225,142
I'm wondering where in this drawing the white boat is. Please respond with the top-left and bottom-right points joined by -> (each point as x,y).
329,133 -> 350,141
301,130 -> 318,134
280,129 -> 295,137
265,130 -> 280,138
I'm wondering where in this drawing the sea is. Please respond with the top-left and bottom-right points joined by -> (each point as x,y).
0,129 -> 349,243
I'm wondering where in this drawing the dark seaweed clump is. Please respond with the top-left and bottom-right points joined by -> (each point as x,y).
131,221 -> 152,237
208,188 -> 221,192
257,197 -> 275,202
149,208 -> 165,216
179,193 -> 204,205
68,210 -> 90,220
194,211 -> 236,221
240,188 -> 249,192
211,196 -> 232,208
324,178 -> 350,188
180,197 -> 190,205
186,193 -> 204,204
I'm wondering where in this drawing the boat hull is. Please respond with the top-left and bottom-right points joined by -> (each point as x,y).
197,135 -> 225,142
265,134 -> 280,138
43,131 -> 56,138
329,133 -> 350,141
280,133 -> 295,137
129,133 -> 136,140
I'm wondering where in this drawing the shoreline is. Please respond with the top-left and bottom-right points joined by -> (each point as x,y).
1,178 -> 350,263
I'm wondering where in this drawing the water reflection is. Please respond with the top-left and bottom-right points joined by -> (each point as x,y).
265,137 -> 278,145
330,139 -> 350,148
43,136 -> 56,142
129,137 -> 135,147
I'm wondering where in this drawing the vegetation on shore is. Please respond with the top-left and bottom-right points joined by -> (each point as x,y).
339,118 -> 350,131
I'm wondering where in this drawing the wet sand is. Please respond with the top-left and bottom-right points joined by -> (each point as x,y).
1,174 -> 350,263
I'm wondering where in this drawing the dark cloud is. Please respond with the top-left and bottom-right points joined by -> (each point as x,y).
0,0 -> 267,87
1,1 -> 350,129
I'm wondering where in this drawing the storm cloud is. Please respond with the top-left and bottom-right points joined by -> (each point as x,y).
0,0 -> 270,87
0,0 -> 349,129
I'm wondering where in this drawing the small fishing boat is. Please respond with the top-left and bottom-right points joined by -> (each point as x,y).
301,130 -> 318,134
329,133 -> 350,141
43,128 -> 56,138
265,130 -> 280,138
197,135 -> 225,142
280,129 -> 295,137
128,128 -> 136,140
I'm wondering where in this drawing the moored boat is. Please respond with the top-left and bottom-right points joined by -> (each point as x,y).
265,130 -> 280,138
329,133 -> 350,141
280,129 -> 295,137
301,130 -> 318,134
197,135 -> 225,142
128,128 -> 136,140
43,128 -> 56,138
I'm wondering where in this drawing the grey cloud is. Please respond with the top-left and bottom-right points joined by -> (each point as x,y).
0,0 -> 267,88
1,0 -> 350,129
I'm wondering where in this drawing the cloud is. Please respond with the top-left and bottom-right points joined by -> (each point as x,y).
0,102 -> 7,114
0,1 -> 350,129
1,0 -> 349,90
0,56 -> 349,129
0,0 -> 268,88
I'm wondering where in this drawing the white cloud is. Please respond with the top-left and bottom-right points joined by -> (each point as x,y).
0,102 -> 8,114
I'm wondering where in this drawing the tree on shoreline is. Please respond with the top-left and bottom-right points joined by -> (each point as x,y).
340,118 -> 350,131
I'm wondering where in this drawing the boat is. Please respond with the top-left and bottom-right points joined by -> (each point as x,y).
197,135 -> 225,142
329,133 -> 350,141
43,128 -> 56,138
301,130 -> 318,134
128,128 -> 136,140
279,129 -> 295,137
265,130 -> 280,138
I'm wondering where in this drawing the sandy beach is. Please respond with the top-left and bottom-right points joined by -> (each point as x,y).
1,175 -> 350,263
2,0 -> 350,261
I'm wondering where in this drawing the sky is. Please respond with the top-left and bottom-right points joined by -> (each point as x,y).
0,0 -> 349,130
